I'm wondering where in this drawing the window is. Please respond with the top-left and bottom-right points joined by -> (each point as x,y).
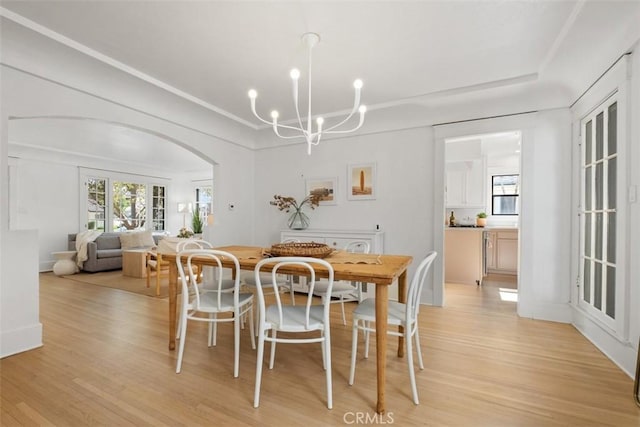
580,99 -> 617,322
112,181 -> 146,231
195,186 -> 213,216
491,174 -> 519,215
86,177 -> 106,231
80,169 -> 168,232
151,185 -> 166,231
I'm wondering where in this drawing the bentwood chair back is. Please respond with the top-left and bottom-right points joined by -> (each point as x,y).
175,249 -> 255,377
253,256 -> 334,409
312,240 -> 371,324
349,251 -> 437,404
242,238 -> 300,305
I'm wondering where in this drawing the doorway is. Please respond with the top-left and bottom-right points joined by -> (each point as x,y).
442,130 -> 521,309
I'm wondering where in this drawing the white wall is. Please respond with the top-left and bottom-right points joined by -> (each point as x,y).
433,111 -> 573,324
0,21 -> 257,356
254,127 -> 435,301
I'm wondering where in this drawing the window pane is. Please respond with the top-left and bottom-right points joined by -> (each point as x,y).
151,185 -> 166,231
595,163 -> 603,210
585,120 -> 592,164
492,175 -> 519,195
594,262 -> 602,310
492,196 -> 518,215
608,102 -> 617,156
583,260 -> 591,304
585,166 -> 592,210
595,213 -> 603,261
596,112 -> 603,161
87,177 -> 106,231
606,266 -> 615,319
113,182 -> 146,231
607,212 -> 616,263
584,213 -> 591,257
608,157 -> 616,209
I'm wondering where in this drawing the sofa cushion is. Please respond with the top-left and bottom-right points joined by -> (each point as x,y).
119,230 -> 156,249
95,234 -> 122,250
97,249 -> 123,259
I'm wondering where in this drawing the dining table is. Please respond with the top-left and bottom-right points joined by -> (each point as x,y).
161,245 -> 413,414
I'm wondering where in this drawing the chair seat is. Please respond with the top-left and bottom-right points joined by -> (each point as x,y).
199,278 -> 235,292
188,291 -> 253,313
242,271 -> 290,287
313,280 -> 357,297
352,298 -> 407,327
265,305 -> 326,332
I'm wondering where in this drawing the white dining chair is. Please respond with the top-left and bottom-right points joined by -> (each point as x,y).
175,249 -> 255,377
242,238 -> 300,305
312,240 -> 370,325
349,251 -> 437,404
174,239 -> 237,343
253,256 -> 334,409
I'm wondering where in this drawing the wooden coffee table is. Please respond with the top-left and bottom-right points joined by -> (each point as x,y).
122,249 -> 148,278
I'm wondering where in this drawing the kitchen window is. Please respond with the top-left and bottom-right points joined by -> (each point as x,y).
491,174 -> 519,215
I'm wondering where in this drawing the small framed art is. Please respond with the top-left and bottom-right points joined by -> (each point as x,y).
306,177 -> 337,205
347,162 -> 376,200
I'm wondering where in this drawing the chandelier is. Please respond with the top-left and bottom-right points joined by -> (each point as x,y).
248,32 -> 366,155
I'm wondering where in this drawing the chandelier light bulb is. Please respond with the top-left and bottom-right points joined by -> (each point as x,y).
247,32 -> 366,155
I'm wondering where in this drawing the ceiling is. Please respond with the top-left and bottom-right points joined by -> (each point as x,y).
2,1 -> 639,166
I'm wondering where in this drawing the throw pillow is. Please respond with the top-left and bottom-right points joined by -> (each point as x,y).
120,230 -> 156,249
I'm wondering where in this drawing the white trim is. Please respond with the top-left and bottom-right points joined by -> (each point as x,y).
0,323 -> 43,358
0,7 -> 257,130
433,114 -> 535,308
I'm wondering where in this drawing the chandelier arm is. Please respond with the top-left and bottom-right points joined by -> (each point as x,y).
323,89 -> 361,132
274,122 -> 306,132
323,112 -> 366,134
250,101 -> 276,126
273,125 -> 309,139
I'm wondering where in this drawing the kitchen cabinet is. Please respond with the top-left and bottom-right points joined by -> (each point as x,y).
280,229 -> 385,299
485,229 -> 518,275
445,228 -> 484,285
445,159 -> 485,208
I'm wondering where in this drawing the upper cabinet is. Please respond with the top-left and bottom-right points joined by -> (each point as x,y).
445,158 -> 486,208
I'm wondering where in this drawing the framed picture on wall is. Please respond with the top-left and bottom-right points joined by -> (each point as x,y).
347,162 -> 376,200
305,177 -> 337,205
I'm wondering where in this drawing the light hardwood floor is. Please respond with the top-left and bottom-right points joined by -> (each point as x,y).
1,273 -> 638,426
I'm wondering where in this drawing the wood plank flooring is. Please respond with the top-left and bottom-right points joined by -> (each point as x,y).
1,273 -> 638,426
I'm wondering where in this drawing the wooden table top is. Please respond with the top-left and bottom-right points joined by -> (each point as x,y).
161,245 -> 412,285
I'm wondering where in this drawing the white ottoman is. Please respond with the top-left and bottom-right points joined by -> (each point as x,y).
52,251 -> 78,276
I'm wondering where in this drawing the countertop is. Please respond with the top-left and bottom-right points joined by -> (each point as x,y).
446,226 -> 518,231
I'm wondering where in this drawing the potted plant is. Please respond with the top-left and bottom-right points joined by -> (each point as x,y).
191,210 -> 203,236
270,194 -> 321,230
476,212 -> 487,227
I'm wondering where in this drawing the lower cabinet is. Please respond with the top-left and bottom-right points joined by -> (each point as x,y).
280,229 -> 385,299
445,229 -> 484,285
485,230 -> 518,275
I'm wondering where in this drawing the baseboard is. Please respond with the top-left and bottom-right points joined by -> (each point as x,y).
0,323 -> 43,358
572,308 -> 637,377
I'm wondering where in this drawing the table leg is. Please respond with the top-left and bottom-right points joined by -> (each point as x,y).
397,271 -> 408,358
375,284 -> 388,415
168,262 -> 178,351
